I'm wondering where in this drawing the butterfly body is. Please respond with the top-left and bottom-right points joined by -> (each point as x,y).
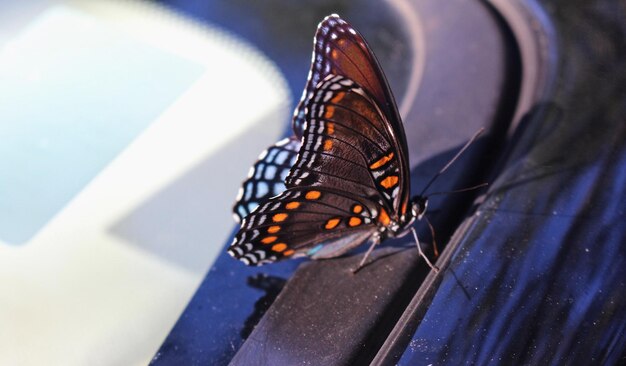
228,14 -> 426,266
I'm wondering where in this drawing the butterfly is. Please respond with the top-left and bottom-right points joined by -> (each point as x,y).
229,14 -> 436,268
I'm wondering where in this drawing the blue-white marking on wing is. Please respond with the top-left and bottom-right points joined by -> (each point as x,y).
264,165 -> 277,180
256,181 -> 269,197
232,137 -> 302,223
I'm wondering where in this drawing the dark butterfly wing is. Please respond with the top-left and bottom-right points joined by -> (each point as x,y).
232,137 -> 300,223
228,187 -> 378,265
292,14 -> 404,145
289,74 -> 409,218
229,75 -> 408,265
291,14 -> 411,216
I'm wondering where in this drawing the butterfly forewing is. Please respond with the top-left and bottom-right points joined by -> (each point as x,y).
289,75 -> 404,214
233,137 -> 300,223
292,14 -> 403,141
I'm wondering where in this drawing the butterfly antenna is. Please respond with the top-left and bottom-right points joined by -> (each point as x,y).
419,127 -> 485,198
427,182 -> 489,197
411,227 -> 439,273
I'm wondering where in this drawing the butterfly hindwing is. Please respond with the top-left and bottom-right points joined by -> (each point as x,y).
228,187 -> 378,265
233,137 -> 300,223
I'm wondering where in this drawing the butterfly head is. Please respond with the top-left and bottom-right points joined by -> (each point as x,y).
411,196 -> 429,221
390,196 -> 429,238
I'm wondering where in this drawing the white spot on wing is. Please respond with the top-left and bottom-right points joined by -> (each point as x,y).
314,136 -> 323,150
392,187 -> 399,199
276,138 -> 290,147
340,78 -> 353,86
245,253 -> 258,263
306,159 -> 315,169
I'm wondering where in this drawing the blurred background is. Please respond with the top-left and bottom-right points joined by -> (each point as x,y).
0,1 -> 290,364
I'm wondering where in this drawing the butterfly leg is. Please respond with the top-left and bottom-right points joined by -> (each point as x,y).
352,233 -> 381,273
424,215 -> 439,257
410,227 -> 440,273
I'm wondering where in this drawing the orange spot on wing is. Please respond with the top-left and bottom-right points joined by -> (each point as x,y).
338,39 -> 346,47
323,139 -> 333,151
378,208 -> 390,226
286,201 -> 300,210
369,152 -> 394,169
283,249 -> 295,256
380,175 -> 399,189
331,91 -> 345,103
261,236 -> 277,244
272,243 -> 287,252
305,191 -> 321,200
348,217 -> 362,227
401,200 -> 408,215
326,122 -> 335,134
273,213 -> 288,222
352,204 -> 363,214
325,106 -> 335,118
331,49 -> 338,59
324,218 -> 340,230
268,226 -> 281,233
